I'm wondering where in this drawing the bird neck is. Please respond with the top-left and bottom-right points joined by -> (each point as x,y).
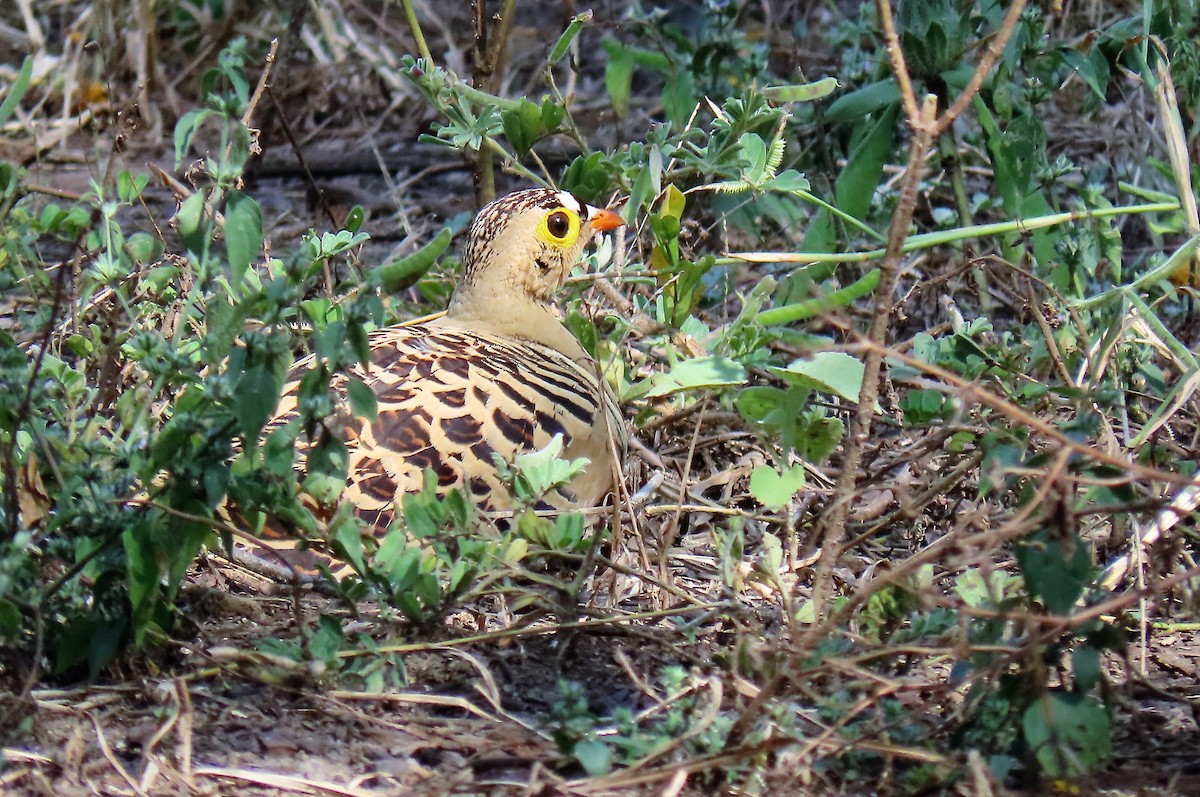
441,289 -> 588,362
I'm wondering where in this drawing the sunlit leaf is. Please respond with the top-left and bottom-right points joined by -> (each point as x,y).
770,352 -> 865,403
749,463 -> 806,509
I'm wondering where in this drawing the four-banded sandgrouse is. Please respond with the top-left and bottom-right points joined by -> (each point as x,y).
263,188 -> 627,558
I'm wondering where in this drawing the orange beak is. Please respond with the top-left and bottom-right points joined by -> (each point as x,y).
587,207 -> 626,232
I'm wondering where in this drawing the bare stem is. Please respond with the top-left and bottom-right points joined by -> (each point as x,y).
399,0 -> 433,63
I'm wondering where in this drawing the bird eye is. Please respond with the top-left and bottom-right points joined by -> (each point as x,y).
546,211 -> 571,240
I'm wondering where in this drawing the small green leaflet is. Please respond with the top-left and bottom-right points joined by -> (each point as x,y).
749,463 -> 806,509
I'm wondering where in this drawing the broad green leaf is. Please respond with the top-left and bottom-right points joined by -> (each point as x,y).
645,356 -> 747,398
309,615 -> 344,663
123,525 -> 159,617
574,739 -> 613,776
825,79 -> 901,123
1015,531 -> 1092,615
331,512 -> 367,576
509,434 -> 589,497
626,162 -> 655,223
749,463 -> 806,509
798,103 -> 897,261
1023,693 -> 1111,777
662,67 -> 695,128
176,191 -> 209,260
540,98 -> 564,131
735,386 -> 784,422
0,599 -> 20,636
602,42 -> 634,118
346,376 -> 378,420
501,98 -> 544,158
173,108 -> 217,166
770,352 -> 864,403
739,133 -> 768,182
225,190 -> 263,284
1073,645 -> 1102,693
264,420 -> 299,475
765,170 -> 810,193
235,364 -> 282,440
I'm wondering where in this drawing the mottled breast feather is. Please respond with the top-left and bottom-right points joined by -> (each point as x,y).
271,324 -> 624,536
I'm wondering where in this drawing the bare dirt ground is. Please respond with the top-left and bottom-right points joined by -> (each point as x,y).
6,579 -> 1200,796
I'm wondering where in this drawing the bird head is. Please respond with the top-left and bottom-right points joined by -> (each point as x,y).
454,188 -> 625,309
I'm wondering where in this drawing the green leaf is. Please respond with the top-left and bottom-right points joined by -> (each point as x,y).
1015,532 -> 1092,615
661,68 -> 695,128
0,599 -> 19,636
602,42 -> 634,118
735,386 -> 784,422
1022,693 -> 1111,777
770,352 -> 864,403
645,356 -> 747,398
331,511 -> 367,576
1073,645 -> 1102,693
123,524 -> 159,616
235,364 -> 282,440
749,463 -> 806,509
225,190 -> 263,284
738,133 -> 769,182
176,191 -> 210,261
562,152 -> 614,203
540,98 -> 564,131
549,10 -> 592,64
508,434 -> 589,498
346,376 -> 378,420
627,162 -> 655,223
825,79 -> 901,123
764,170 -> 810,193
798,413 -> 844,463
174,108 -> 216,166
0,55 -> 32,127
763,77 -> 839,104
501,98 -> 544,158
309,615 -> 344,663
264,420 -> 299,475
573,739 -> 612,776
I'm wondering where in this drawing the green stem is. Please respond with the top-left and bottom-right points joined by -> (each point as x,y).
719,202 -> 1182,266
399,0 -> 433,63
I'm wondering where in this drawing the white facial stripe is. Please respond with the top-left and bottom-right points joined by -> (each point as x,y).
555,190 -> 582,214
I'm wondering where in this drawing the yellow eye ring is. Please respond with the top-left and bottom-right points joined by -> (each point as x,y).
535,207 -> 582,246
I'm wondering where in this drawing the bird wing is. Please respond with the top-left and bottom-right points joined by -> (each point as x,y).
272,323 -> 621,536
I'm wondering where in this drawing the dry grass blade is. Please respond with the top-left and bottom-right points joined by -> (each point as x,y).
195,766 -> 381,796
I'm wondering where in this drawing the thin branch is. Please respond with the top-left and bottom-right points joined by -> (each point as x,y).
875,0 -> 919,122
811,93 -> 939,621
933,0 -> 1030,137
